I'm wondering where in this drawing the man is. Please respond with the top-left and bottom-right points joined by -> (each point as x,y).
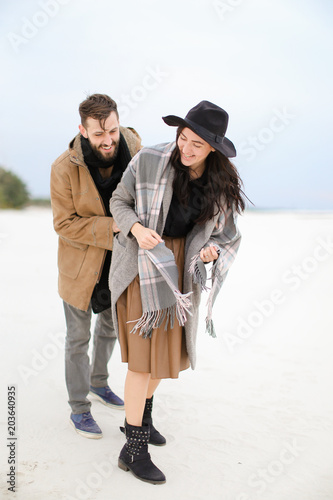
50,94 -> 141,439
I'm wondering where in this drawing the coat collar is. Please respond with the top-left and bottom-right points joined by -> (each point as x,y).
68,134 -> 87,168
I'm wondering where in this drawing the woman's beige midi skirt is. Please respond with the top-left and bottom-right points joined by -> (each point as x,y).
116,236 -> 190,379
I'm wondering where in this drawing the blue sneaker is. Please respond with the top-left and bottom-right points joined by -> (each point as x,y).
70,412 -> 103,439
89,385 -> 124,409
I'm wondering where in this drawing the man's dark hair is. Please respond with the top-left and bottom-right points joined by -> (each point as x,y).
79,94 -> 119,129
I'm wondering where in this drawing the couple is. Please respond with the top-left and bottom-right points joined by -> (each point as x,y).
51,94 -> 245,485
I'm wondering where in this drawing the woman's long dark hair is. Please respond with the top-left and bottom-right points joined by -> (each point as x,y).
171,127 -> 247,224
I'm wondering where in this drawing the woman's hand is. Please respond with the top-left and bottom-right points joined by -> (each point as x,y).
131,222 -> 163,250
200,244 -> 219,263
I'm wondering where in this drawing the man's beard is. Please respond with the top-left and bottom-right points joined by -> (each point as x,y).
88,138 -> 120,168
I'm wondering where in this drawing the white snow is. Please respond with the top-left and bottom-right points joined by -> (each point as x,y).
0,207 -> 333,500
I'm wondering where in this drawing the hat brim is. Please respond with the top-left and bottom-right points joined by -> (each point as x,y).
162,115 -> 236,158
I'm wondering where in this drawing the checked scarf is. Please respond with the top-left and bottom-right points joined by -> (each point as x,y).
121,143 -> 241,339
188,207 -> 240,338
128,146 -> 192,337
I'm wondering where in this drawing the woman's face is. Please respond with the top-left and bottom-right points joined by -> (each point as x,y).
177,127 -> 214,175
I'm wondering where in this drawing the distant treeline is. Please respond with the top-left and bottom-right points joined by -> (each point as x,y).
0,166 -> 50,209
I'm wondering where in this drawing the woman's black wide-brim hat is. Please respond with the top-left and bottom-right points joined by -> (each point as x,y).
162,100 -> 236,158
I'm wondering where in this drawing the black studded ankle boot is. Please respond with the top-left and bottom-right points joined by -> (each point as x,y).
142,396 -> 166,446
120,396 -> 167,446
118,422 -> 166,484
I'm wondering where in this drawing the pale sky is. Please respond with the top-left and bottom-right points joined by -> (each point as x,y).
1,0 -> 332,209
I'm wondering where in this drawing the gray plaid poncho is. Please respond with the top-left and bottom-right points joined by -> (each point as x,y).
113,142 -> 241,339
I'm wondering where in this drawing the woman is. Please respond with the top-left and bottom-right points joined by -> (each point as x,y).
109,101 -> 245,484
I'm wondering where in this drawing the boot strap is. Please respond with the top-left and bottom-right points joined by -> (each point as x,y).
128,451 -> 151,464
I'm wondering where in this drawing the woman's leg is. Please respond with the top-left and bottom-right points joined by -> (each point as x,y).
124,369 -> 150,426
120,368 -> 166,483
147,378 -> 161,399
124,371 -> 165,446
144,378 -> 166,446
125,372 -> 162,424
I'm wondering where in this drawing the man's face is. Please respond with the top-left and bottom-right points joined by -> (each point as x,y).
79,111 -> 120,162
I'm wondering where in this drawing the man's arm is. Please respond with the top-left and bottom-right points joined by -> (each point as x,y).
50,162 -> 114,250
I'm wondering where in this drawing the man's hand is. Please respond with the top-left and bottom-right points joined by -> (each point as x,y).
131,223 -> 163,249
112,220 -> 120,233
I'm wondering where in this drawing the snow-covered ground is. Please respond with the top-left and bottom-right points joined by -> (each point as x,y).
0,207 -> 333,500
